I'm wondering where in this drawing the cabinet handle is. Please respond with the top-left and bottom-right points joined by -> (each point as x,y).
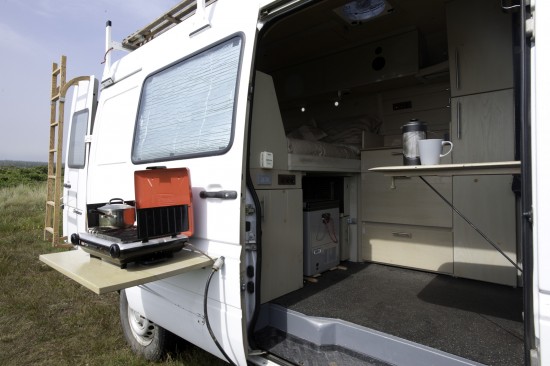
455,48 -> 461,91
456,100 -> 462,140
392,231 -> 412,238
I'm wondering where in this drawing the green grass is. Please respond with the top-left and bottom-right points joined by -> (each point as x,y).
0,181 -> 226,366
0,166 -> 49,189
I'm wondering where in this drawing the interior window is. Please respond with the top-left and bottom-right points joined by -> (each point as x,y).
132,36 -> 242,163
67,109 -> 89,169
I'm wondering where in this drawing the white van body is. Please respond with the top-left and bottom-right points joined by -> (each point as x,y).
57,0 -> 550,365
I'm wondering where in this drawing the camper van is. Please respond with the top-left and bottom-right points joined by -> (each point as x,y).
40,0 -> 550,365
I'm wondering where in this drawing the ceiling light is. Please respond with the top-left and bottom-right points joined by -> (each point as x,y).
334,0 -> 393,25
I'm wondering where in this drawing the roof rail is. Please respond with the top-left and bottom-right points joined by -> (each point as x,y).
122,0 -> 216,50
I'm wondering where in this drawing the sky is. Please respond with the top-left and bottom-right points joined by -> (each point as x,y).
0,0 -> 181,162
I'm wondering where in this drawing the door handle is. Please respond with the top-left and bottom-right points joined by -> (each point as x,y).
64,183 -> 72,189
392,231 -> 412,239
456,100 -> 462,140
455,48 -> 461,90
199,190 -> 238,200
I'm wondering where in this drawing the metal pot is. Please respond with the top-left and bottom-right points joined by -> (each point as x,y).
97,198 -> 135,228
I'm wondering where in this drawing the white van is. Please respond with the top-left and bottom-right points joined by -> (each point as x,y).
40,0 -> 550,365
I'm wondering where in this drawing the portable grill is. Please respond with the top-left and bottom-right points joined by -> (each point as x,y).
72,167 -> 194,268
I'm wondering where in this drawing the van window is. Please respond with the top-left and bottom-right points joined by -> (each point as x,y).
132,36 -> 242,163
67,109 -> 89,169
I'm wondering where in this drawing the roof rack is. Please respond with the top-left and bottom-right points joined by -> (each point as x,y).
122,0 -> 216,50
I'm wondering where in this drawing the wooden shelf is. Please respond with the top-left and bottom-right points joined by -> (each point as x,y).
40,249 -> 213,295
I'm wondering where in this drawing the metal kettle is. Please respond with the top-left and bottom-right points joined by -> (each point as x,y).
402,119 -> 427,165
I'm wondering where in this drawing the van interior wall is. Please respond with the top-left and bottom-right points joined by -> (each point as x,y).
278,81 -> 451,148
256,0 -> 451,148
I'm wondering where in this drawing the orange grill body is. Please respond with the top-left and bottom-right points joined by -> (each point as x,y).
134,168 -> 194,238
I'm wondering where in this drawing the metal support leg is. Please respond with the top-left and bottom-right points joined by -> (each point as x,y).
418,176 -> 522,273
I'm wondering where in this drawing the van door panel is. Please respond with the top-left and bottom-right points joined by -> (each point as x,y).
86,3 -> 261,365
63,77 -> 98,239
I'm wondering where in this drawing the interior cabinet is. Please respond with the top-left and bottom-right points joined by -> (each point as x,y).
257,189 -> 303,303
451,89 -> 515,163
362,222 -> 453,274
447,0 -> 517,286
359,0 -> 517,286
361,148 -> 453,273
362,89 -> 517,285
452,176 -> 517,286
446,0 -> 513,97
361,149 -> 452,228
451,89 -> 517,286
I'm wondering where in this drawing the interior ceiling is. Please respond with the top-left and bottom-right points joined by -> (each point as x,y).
258,0 -> 448,73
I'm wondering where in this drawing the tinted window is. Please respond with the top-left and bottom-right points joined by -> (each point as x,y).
132,36 -> 242,163
67,109 -> 89,169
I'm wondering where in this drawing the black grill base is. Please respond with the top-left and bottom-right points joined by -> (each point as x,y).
76,231 -> 187,269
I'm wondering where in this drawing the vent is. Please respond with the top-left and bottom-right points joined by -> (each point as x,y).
334,0 -> 393,26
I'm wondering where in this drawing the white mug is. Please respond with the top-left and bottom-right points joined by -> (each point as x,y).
418,139 -> 453,165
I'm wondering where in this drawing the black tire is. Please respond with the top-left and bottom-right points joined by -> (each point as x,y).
119,289 -> 172,361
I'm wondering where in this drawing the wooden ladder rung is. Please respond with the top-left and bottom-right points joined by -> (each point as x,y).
52,66 -> 62,77
46,201 -> 55,206
50,121 -> 59,127
48,175 -> 56,180
44,227 -> 55,234
49,148 -> 57,153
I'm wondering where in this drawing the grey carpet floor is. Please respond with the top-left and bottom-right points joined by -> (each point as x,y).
272,262 -> 524,366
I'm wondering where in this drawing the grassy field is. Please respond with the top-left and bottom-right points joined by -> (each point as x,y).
0,170 -> 226,365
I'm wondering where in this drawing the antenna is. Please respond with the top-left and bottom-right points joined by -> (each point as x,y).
102,20 -> 131,81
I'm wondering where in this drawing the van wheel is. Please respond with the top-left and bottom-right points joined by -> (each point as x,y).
119,289 -> 171,361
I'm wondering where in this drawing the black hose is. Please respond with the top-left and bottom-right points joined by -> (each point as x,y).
204,268 -> 237,366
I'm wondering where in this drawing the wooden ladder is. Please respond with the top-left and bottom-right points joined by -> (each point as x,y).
44,56 -> 88,246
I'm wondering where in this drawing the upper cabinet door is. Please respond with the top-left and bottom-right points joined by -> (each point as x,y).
450,88 -> 515,163
446,0 -> 514,97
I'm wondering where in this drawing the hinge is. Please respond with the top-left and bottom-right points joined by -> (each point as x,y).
248,83 -> 254,101
526,0 -> 535,42
523,209 -> 533,223
526,16 -> 534,41
530,348 -> 540,366
501,1 -> 535,41
84,135 -> 92,144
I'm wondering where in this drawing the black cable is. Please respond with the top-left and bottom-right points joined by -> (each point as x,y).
204,261 -> 237,366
